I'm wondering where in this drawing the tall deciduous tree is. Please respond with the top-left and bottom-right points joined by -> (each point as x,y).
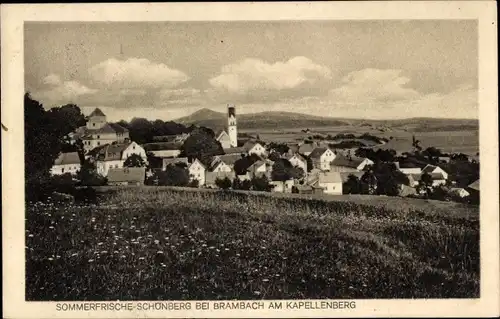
180,128 -> 224,166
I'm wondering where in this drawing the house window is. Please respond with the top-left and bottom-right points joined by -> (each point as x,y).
62,168 -> 65,173
97,135 -> 100,139
93,123 -> 95,127
97,142 -> 100,146
133,145 -> 135,150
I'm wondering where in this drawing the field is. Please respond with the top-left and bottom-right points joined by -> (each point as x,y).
242,127 -> 479,156
26,187 -> 479,301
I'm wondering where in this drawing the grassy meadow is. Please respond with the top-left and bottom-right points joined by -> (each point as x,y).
26,187 -> 479,301
243,127 -> 479,156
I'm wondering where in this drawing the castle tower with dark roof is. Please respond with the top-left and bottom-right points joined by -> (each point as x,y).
87,108 -> 107,130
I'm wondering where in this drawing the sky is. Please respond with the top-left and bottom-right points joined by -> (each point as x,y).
24,20 -> 478,121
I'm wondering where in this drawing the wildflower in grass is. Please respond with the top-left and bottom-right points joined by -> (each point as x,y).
139,257 -> 145,260
101,251 -> 108,254
209,246 -> 215,250
48,257 -> 54,261
56,255 -> 61,259
49,226 -> 54,229
71,253 -> 78,257
88,259 -> 94,263
262,279 -> 269,282
121,255 -> 126,258
97,242 -> 103,246
254,291 -> 261,295
28,234 -> 34,238
157,251 -> 163,254
236,253 -> 241,257
154,240 -> 159,244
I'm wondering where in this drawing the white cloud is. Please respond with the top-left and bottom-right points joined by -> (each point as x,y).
89,58 -> 189,89
330,68 -> 420,103
159,88 -> 201,99
33,75 -> 98,107
209,56 -> 332,93
42,73 -> 62,86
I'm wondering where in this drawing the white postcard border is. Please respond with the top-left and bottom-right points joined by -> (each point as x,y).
2,1 -> 499,318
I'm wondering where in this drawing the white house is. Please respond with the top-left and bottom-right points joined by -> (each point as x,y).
248,160 -> 268,178
394,162 -> 422,175
51,152 -> 81,175
422,164 -> 449,180
330,155 -> 373,172
309,147 -> 336,171
449,187 -> 470,198
243,141 -> 267,157
270,179 -> 295,193
77,108 -> 130,152
88,141 -> 147,177
216,130 -> 232,149
284,153 -> 308,175
309,171 -> 342,195
208,157 -> 233,173
188,159 -> 206,186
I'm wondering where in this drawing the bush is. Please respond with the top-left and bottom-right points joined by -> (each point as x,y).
215,177 -> 232,190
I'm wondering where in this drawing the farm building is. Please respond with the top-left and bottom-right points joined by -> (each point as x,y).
208,157 -> 233,173
87,141 -> 147,177
143,142 -> 182,158
293,184 -> 324,195
51,152 -> 81,175
449,187 -> 470,198
223,147 -> 247,155
330,155 -> 373,172
309,147 -> 336,171
298,143 -> 316,156
394,161 -> 422,175
283,153 -> 308,175
408,172 -> 447,187
107,167 -> 146,186
270,180 -> 295,193
215,130 -> 232,149
162,157 -> 189,170
309,171 -> 343,195
399,184 -> 417,197
188,159 -> 206,186
467,179 -> 480,194
243,141 -> 267,157
205,171 -> 236,188
422,164 -> 449,180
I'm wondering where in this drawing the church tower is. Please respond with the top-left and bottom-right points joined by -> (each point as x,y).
227,104 -> 238,148
86,108 -> 107,130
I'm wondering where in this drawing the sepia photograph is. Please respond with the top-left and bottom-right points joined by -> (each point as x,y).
2,2 -> 499,318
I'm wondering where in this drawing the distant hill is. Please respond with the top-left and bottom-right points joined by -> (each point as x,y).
175,108 -> 479,132
175,108 -> 350,130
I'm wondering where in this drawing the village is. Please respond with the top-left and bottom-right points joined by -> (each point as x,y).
49,104 -> 480,204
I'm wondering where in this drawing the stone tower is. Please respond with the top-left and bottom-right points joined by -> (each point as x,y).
86,108 -> 107,130
227,104 -> 238,148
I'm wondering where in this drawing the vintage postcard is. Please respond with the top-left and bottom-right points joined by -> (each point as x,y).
2,1 -> 499,318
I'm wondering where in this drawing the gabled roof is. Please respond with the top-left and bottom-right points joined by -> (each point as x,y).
284,152 -> 306,162
107,167 -> 145,183
163,157 -> 189,167
89,108 -> 106,117
188,158 -> 206,170
209,158 -> 229,171
224,147 -> 246,154
88,142 -> 136,161
83,123 -> 128,135
298,143 -> 316,154
54,152 -> 81,165
309,147 -> 330,159
215,130 -> 229,140
108,123 -> 129,133
468,179 -> 480,191
317,171 -> 342,183
422,164 -> 444,174
243,140 -> 258,151
213,154 -> 243,166
331,155 -> 367,169
249,160 -> 267,170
